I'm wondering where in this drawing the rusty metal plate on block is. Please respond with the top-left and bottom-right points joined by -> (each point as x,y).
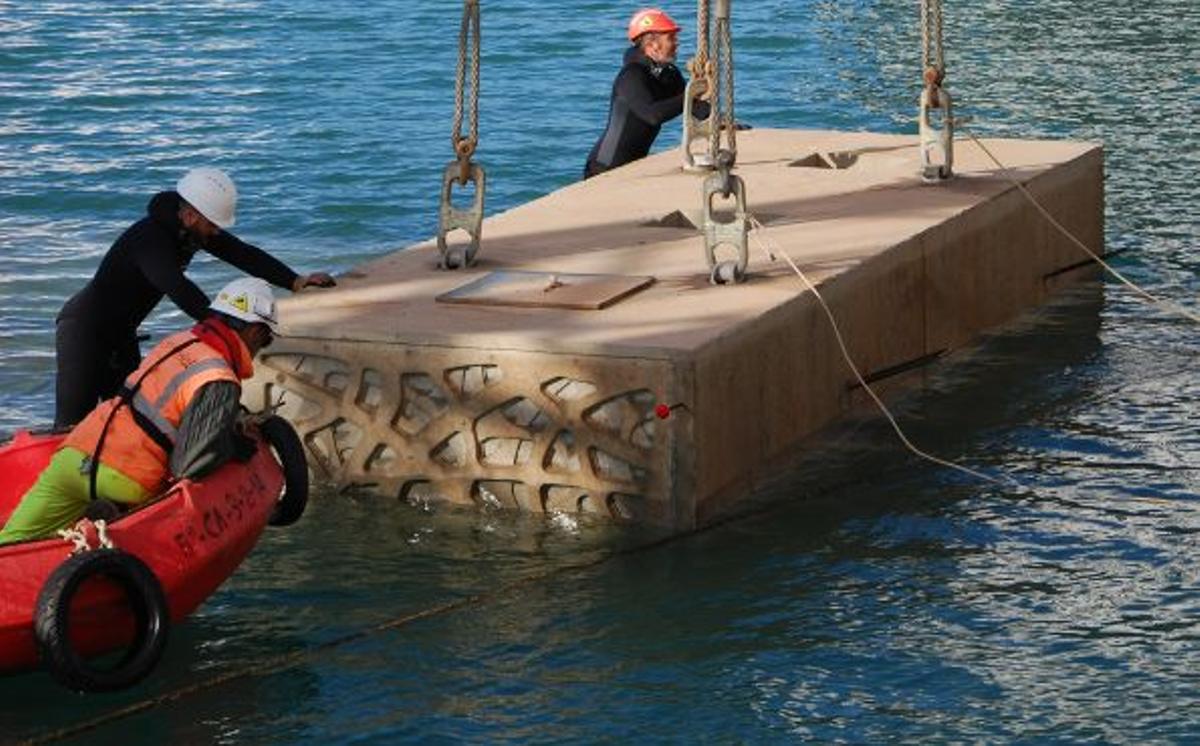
436,270 -> 654,310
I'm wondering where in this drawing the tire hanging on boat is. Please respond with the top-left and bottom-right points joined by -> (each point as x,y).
260,415 -> 309,527
34,548 -> 169,693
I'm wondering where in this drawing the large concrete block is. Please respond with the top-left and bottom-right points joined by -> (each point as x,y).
246,129 -> 1104,530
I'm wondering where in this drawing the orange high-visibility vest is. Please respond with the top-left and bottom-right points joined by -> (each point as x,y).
64,329 -> 240,493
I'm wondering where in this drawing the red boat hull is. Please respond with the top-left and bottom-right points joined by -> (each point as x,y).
0,430 -> 284,673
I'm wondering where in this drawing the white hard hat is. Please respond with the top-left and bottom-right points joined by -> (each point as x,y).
210,277 -> 279,331
176,167 -> 238,228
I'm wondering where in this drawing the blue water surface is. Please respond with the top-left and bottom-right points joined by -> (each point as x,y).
1,1 -> 1198,743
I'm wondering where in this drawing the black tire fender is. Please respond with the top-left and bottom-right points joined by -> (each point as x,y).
34,548 -> 169,693
260,415 -> 309,527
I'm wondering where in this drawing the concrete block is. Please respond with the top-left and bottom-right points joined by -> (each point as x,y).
244,129 -> 1104,530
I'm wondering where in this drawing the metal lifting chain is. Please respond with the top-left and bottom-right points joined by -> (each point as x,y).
707,0 -> 737,171
700,0 -> 748,285
438,0 -> 486,269
681,0 -> 715,170
919,0 -> 954,182
921,0 -> 945,74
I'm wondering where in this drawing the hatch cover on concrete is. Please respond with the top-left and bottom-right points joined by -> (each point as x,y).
436,270 -> 654,310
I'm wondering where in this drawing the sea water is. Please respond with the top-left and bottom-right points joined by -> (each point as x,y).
1,1 -> 1197,742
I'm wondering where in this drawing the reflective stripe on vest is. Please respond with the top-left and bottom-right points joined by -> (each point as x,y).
64,329 -> 241,492
122,357 -> 233,449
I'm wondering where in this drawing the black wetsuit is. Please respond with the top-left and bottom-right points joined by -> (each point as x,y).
54,190 -> 298,428
585,47 -> 709,178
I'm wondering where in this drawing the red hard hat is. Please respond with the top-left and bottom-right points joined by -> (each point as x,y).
627,8 -> 681,43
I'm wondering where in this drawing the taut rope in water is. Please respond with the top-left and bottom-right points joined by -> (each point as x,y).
21,503 -> 806,745
745,213 -> 1018,489
958,126 -> 1200,326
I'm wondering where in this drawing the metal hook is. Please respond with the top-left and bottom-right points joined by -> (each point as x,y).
437,159 -> 486,269
919,83 -> 954,183
702,169 -> 750,284
681,78 -> 714,172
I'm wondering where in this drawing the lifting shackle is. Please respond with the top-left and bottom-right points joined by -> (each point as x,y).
702,166 -> 749,285
919,68 -> 954,182
697,0 -> 749,284
438,0 -> 486,269
918,0 -> 954,182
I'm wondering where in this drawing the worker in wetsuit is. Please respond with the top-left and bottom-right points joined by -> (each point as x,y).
584,8 -> 709,179
53,167 -> 336,429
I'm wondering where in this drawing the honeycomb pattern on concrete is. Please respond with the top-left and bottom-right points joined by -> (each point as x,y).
247,346 -> 670,522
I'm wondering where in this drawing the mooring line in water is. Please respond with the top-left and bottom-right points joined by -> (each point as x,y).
24,517 -> 767,746
746,213 -> 1020,490
27,132 -> 1193,746
959,126 -> 1200,327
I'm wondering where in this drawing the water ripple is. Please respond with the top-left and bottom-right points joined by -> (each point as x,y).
2,1 -> 1198,743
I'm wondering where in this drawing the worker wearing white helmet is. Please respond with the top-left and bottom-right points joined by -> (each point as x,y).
2,278 -> 282,544
53,167 -> 336,429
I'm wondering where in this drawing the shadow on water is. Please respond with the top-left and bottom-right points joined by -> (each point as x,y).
2,493 -> 668,744
4,281 -> 1121,745
2,0 -> 1198,741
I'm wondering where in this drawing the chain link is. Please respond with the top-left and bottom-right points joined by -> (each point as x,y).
57,518 -> 115,554
920,0 -> 945,82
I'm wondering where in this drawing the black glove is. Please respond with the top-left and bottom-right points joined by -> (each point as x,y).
232,431 -> 258,462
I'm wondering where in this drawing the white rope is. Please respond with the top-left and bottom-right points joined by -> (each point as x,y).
959,126 -> 1200,327
451,0 -> 481,156
56,518 -> 115,554
746,213 -> 1019,488
57,524 -> 90,554
95,519 -> 114,549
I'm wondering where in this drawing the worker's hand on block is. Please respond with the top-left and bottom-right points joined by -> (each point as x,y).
292,272 -> 337,292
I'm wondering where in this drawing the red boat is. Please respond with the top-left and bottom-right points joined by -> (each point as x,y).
0,417 -> 307,692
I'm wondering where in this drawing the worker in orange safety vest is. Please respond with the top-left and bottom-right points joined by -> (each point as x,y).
0,277 -> 279,544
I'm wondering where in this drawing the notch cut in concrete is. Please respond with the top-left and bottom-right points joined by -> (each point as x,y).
790,151 -> 860,169
640,209 -> 784,230
436,270 -> 654,311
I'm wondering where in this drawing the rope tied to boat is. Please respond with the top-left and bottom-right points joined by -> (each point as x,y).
57,519 -> 114,555
438,0 -> 486,269
959,126 -> 1200,326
